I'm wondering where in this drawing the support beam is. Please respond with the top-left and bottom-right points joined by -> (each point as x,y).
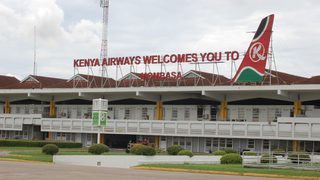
100,134 -> 105,144
219,96 -> 228,121
4,99 -> 10,114
292,97 -> 302,152
294,100 -> 302,117
47,132 -> 52,140
292,140 -> 301,152
156,100 -> 163,120
155,98 -> 163,148
49,97 -> 56,118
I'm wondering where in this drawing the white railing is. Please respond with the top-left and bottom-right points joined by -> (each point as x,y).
40,117 -> 320,140
0,114 -> 42,130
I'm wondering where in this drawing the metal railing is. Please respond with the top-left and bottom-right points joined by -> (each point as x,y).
243,151 -> 320,170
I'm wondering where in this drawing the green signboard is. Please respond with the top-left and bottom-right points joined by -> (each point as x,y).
100,112 -> 108,126
92,112 -> 99,126
92,111 -> 108,126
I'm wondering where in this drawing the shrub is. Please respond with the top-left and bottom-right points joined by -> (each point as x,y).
177,150 -> 193,157
243,151 -> 257,156
288,152 -> 311,163
42,144 -> 59,155
260,154 -> 277,163
220,153 -> 243,164
88,144 -> 110,155
224,148 -> 238,154
0,139 -> 82,148
142,146 -> 156,156
167,145 -> 183,155
130,144 -> 156,156
130,144 -> 145,155
213,150 -> 227,156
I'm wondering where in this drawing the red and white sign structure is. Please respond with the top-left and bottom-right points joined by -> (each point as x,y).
73,51 -> 239,80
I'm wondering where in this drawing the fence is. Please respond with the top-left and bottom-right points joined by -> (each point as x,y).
243,151 -> 320,170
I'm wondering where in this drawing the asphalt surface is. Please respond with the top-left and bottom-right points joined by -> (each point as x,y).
0,161 -> 289,180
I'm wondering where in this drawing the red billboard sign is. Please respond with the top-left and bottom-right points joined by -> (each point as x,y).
73,51 -> 239,67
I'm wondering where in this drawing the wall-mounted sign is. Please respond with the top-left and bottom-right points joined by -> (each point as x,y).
73,51 -> 239,67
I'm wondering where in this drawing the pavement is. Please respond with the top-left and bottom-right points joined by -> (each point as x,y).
0,151 -> 9,156
0,161 -> 289,180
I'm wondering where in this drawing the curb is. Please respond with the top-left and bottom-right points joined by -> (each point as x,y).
132,166 -> 318,180
0,158 -> 32,163
0,158 -> 51,164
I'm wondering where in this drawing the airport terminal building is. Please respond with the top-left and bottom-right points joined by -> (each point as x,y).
0,70 -> 320,153
1,14 -> 319,153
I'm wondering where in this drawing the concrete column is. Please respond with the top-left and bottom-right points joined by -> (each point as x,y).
49,97 -> 56,118
99,134 -> 105,144
293,100 -> 302,117
48,132 -> 52,141
293,99 -> 302,152
4,99 -> 10,114
219,97 -> 228,121
155,98 -> 163,148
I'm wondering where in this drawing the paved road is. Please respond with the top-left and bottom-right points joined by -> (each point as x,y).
0,161 -> 289,180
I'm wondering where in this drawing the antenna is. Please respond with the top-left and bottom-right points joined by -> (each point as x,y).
100,0 -> 111,87
33,25 -> 37,75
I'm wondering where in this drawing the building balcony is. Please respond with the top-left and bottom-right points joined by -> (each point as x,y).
1,114 -> 319,141
0,114 -> 42,130
38,116 -> 320,141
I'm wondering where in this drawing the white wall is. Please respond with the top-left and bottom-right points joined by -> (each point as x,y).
53,155 -> 221,169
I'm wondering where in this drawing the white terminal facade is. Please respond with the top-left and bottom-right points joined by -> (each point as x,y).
0,71 -> 320,153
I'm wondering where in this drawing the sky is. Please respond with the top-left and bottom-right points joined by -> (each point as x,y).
0,0 -> 320,80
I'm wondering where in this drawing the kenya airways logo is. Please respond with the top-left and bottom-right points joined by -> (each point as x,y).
249,42 -> 266,62
231,14 -> 274,83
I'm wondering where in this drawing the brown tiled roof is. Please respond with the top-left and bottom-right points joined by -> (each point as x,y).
3,75 -> 67,89
117,72 -> 146,87
262,70 -> 307,85
188,70 -> 230,85
0,70 -> 316,89
117,70 -> 230,87
0,75 -> 20,88
49,74 -> 116,88
295,75 -> 320,84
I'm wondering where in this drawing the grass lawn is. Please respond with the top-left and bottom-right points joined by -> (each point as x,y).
139,164 -> 320,178
0,147 -> 128,162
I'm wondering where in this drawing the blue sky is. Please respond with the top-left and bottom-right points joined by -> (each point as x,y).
1,0 -> 320,80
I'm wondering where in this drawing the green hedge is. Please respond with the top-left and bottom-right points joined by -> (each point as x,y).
224,148 -> 238,154
130,144 -> 156,156
42,144 -> 59,155
220,153 -> 243,164
0,139 -> 82,148
88,144 -> 110,155
213,150 -> 227,156
177,150 -> 193,157
167,145 -> 183,155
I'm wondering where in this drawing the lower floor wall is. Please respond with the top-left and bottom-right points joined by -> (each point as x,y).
160,136 -> 320,153
1,129 -> 320,153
